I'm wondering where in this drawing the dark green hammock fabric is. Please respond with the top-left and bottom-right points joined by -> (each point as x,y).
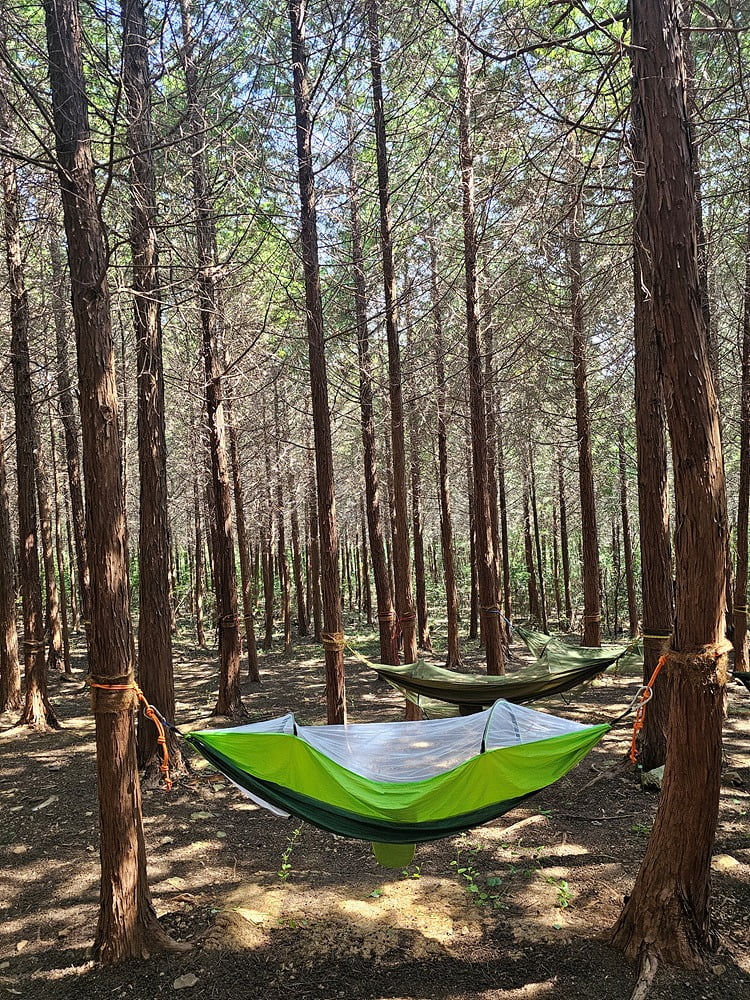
185,702 -> 609,848
373,633 -> 641,714
515,626 -> 644,672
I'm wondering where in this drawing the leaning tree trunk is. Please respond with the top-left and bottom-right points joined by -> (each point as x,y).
43,0 -> 184,960
288,0 -> 346,723
610,0 -> 729,968
455,0 -> 504,672
121,0 -> 182,777
178,0 -> 243,718
367,0 -> 418,670
1,47 -> 56,730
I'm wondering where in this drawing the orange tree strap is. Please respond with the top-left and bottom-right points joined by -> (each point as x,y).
88,678 -> 174,791
629,655 -> 666,765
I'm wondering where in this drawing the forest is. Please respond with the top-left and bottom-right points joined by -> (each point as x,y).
0,1 -> 749,999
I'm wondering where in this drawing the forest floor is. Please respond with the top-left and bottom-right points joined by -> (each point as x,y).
1,617 -> 749,1000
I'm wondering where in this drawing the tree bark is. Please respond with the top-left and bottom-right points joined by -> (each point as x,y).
455,0 -> 504,671
610,0 -> 729,965
618,423 -> 639,638
529,444 -> 548,633
49,237 -> 90,630
0,414 -> 21,711
288,0 -> 346,723
734,194 -> 750,671
121,0 -> 182,776
567,167 -> 601,648
43,0 -> 184,960
1,44 -> 57,730
431,238 -> 462,668
178,0 -> 243,718
48,417 -> 72,676
33,423 -> 65,674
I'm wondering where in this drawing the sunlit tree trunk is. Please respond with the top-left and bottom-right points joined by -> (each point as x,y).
367,0 -> 418,670
43,0 -> 185,960
610,0 -> 729,967
121,0 -> 182,776
455,0 -> 504,671
0,413 -> 21,711
288,0 -> 346,723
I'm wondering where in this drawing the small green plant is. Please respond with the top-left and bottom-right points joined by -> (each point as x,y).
401,863 -> 421,879
277,824 -> 303,881
544,875 -> 572,909
631,822 -> 651,835
450,847 -> 506,910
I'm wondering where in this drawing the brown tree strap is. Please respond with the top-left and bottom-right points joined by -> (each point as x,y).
321,631 -> 345,652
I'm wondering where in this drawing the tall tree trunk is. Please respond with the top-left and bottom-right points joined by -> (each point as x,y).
193,472 -> 206,647
734,192 -> 750,672
567,167 -> 601,648
226,395 -> 260,681
43,0 -> 184,959
273,390 -> 292,652
48,418 -> 71,676
1,44 -> 57,730
0,413 -> 21,711
557,449 -> 573,627
50,236 -> 90,630
431,238 -> 462,668
121,0 -> 182,777
360,507 -> 372,626
617,423 -> 639,638
178,0 -> 243,718
33,423 -> 64,674
496,405 -> 512,621
367,0 -> 417,668
529,444 -> 548,632
307,456 -> 322,642
610,0 -> 729,966
454,0 -> 504,672
552,503 -> 562,625
288,0 -> 346,723
522,463 -> 540,623
631,65 -> 674,772
262,414 -> 275,651
290,483 -> 308,638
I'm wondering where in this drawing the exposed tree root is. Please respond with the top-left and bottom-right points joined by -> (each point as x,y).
629,949 -> 659,1000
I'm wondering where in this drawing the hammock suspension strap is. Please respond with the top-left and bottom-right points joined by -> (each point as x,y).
87,675 -> 176,790
628,656 -> 666,764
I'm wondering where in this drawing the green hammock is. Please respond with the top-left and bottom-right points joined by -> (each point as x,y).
186,701 -> 608,866
515,625 -> 644,673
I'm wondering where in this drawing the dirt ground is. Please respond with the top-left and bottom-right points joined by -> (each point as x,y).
1,619 -> 749,1000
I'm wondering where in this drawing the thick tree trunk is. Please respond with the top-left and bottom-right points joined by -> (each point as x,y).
734,196 -> 750,671
121,0 -> 182,777
567,174 -> 601,648
43,0 -> 184,960
367,0 -> 417,669
178,0 -> 243,718
631,67 -> 673,771
288,0 -> 346,723
610,0 -> 729,966
455,2 -> 504,672
0,415 -> 21,711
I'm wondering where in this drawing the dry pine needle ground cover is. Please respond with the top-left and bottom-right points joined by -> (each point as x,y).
1,622 -> 749,1000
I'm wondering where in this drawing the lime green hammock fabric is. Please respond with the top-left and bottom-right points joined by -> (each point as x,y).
186,702 -> 608,860
372,630 -> 641,714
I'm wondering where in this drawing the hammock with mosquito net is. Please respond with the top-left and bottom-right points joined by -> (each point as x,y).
185,700 -> 609,867
370,632 -> 640,716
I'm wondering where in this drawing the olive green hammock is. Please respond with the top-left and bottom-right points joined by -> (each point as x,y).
186,701 -> 608,867
516,625 -> 644,672
370,629 -> 641,716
